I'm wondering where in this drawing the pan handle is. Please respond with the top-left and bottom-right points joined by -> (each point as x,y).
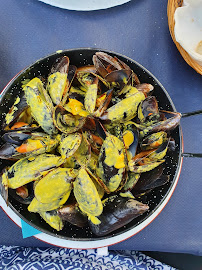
181,109 -> 202,118
181,109 -> 202,158
181,153 -> 202,158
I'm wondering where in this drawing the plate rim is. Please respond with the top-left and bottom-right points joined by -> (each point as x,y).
38,0 -> 131,11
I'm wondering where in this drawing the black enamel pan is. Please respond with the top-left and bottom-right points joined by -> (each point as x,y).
0,48 -> 201,249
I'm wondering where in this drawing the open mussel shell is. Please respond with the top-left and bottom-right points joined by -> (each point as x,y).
58,133 -> 82,159
140,131 -> 167,151
122,122 -> 139,158
53,105 -> 86,134
6,124 -> 40,133
76,65 -> 97,74
50,56 -> 70,74
93,51 -> 123,78
2,132 -> 31,145
0,49 -> 182,245
0,143 -> 24,160
138,112 -> 182,139
137,96 -> 159,123
73,133 -> 91,167
8,182 -> 34,205
47,56 -> 71,105
2,93 -> 28,131
105,69 -> 133,92
96,133 -> 127,193
0,132 -> 58,160
114,57 -> 140,85
122,172 -> 140,192
61,65 -> 77,105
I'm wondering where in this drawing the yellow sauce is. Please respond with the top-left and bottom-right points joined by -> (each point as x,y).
59,191 -> 72,206
64,156 -> 78,168
65,98 -> 89,117
123,77 -> 128,84
138,103 -> 145,122
28,191 -> 70,213
114,153 -> 125,169
123,130 -> 134,149
120,191 -> 135,199
87,153 -> 98,171
88,215 -> 101,225
69,86 -> 86,97
103,135 -> 125,169
96,134 -> 126,192
91,177 -> 105,199
73,134 -> 90,166
126,150 -> 133,161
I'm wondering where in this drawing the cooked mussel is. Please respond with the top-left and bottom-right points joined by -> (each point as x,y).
39,210 -> 64,231
136,111 -> 182,138
0,132 -> 59,160
132,164 -> 170,196
100,91 -> 145,123
96,133 -> 126,193
47,56 -> 70,105
137,96 -> 159,124
73,168 -> 103,224
93,52 -> 123,78
58,202 -> 88,228
57,133 -> 82,159
53,105 -> 86,134
8,182 -> 34,205
23,78 -> 57,135
89,194 -> 149,236
122,122 -> 139,159
73,132 -> 91,167
0,154 -> 64,190
34,167 -> 76,204
140,131 -> 167,150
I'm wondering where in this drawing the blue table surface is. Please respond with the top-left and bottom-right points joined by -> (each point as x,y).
0,0 -> 202,255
